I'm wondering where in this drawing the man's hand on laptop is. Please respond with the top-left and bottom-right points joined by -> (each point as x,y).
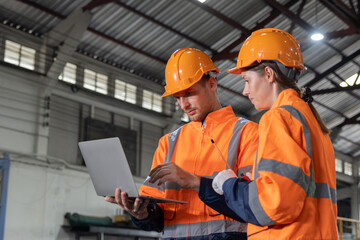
104,188 -> 150,220
148,162 -> 200,192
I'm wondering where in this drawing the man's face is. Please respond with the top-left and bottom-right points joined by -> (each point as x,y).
173,80 -> 213,122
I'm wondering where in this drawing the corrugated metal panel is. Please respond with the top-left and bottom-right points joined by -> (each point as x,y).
48,95 -> 80,164
140,122 -> 162,177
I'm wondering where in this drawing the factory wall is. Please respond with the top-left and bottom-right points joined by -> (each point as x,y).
0,35 -> 174,238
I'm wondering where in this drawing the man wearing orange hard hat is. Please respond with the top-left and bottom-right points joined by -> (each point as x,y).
199,28 -> 338,240
106,48 -> 258,239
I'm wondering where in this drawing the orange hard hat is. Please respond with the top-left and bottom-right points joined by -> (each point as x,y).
228,28 -> 305,74
162,48 -> 219,97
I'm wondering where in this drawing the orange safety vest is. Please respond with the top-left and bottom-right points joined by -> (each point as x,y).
247,89 -> 338,239
140,106 -> 258,239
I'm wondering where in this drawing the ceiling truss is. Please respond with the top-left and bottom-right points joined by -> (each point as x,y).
6,0 -> 360,131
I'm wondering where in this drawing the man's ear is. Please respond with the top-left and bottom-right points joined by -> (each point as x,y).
264,66 -> 276,83
208,77 -> 217,92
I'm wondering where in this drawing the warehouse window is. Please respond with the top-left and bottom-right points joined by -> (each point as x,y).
84,69 -> 108,94
340,73 -> 359,87
114,79 -> 137,104
142,90 -> 162,112
344,162 -> 352,176
58,62 -> 77,84
4,40 -> 35,70
335,158 -> 343,173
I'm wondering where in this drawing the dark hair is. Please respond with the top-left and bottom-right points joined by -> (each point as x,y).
246,61 -> 330,134
199,73 -> 211,86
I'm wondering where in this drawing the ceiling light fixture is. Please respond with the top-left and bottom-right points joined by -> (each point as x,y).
311,1 -> 324,41
311,33 -> 324,41
339,73 -> 359,87
198,0 -> 206,3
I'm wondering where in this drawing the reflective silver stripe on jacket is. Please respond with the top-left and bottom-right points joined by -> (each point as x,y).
163,219 -> 246,238
256,159 -> 337,203
258,158 -> 311,193
280,105 -> 315,197
144,117 -> 254,193
315,182 -> 337,204
165,126 -> 183,163
227,117 -> 250,170
164,117 -> 251,190
163,126 -> 184,191
142,127 -> 183,191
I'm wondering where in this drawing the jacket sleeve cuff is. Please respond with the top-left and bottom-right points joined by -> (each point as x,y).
223,178 -> 261,226
198,177 -> 245,222
130,203 -> 164,232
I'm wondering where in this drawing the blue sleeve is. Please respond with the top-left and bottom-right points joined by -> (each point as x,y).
130,203 -> 164,232
223,178 -> 261,226
198,177 -> 245,222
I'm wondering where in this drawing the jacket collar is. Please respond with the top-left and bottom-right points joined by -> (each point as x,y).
271,88 -> 300,109
190,105 -> 235,129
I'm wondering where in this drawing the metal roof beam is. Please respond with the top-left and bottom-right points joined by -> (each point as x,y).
187,0 -> 251,34
83,0 -> 116,11
263,0 -> 315,32
116,1 -> 216,53
263,0 -> 359,39
305,48 -> 360,87
311,84 -> 360,95
326,27 -> 360,39
306,65 -> 360,100
16,0 -> 246,99
320,0 -> 359,28
17,0 -> 64,19
264,0 -> 360,40
87,28 -> 166,64
288,0 -> 307,34
17,0 -> 166,64
338,112 -> 360,128
212,0 -> 299,62
46,8 -> 92,47
331,0 -> 359,25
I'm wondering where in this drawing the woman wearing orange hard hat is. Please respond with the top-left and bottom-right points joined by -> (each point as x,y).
198,28 -> 338,239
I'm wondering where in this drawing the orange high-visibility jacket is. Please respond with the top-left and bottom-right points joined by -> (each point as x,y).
139,106 -> 258,239
214,89 -> 338,239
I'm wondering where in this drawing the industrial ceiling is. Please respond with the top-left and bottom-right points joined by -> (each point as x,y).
0,0 -> 359,158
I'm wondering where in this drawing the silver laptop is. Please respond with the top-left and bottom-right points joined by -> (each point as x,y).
78,137 -> 188,204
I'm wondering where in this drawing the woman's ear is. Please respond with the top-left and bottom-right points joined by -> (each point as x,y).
264,66 -> 276,83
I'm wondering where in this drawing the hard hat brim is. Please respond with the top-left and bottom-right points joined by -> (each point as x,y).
162,91 -> 172,97
227,67 -> 243,74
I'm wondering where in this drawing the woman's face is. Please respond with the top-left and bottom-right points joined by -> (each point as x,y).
241,69 -> 275,110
